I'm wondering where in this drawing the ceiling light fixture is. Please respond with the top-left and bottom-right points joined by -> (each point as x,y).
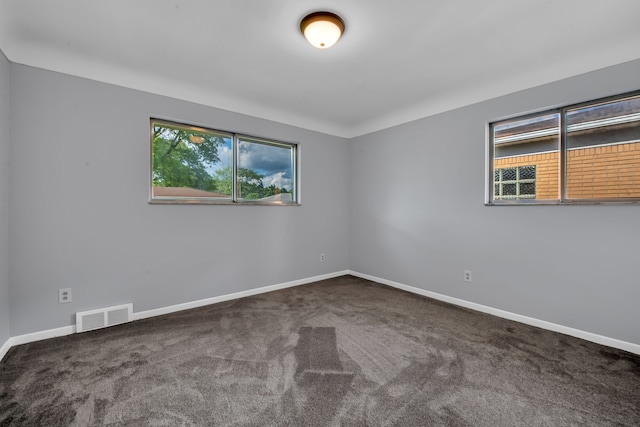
300,11 -> 345,49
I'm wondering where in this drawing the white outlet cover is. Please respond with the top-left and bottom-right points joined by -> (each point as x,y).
59,288 -> 72,304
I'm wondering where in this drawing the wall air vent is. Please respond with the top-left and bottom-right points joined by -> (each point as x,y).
76,303 -> 133,333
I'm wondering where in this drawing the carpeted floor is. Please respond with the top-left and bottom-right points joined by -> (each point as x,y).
1,275 -> 639,426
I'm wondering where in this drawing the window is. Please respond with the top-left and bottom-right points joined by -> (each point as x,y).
494,166 -> 536,200
488,91 -> 640,204
151,119 -> 298,204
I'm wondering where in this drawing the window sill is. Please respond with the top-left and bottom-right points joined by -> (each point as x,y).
149,198 -> 301,206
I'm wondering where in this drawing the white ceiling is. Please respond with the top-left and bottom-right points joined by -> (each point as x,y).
1,0 -> 640,138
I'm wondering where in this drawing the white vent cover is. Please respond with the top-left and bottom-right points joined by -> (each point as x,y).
76,303 -> 133,333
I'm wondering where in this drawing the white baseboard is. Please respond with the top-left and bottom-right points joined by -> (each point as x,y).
0,325 -> 75,362
348,270 -> 640,355
4,269 -> 637,362
0,270 -> 349,362
0,337 -> 11,362
11,325 -> 76,347
132,270 -> 349,321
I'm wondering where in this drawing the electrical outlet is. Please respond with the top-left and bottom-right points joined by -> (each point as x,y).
59,288 -> 72,304
464,270 -> 472,283
320,253 -> 326,262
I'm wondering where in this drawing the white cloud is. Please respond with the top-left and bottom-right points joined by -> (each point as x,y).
208,143 -> 233,174
262,171 -> 293,191
205,140 -> 293,190
238,141 -> 292,177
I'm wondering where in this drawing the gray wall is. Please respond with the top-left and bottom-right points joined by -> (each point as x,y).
0,51 -> 10,343
8,64 -> 349,336
349,59 -> 640,345
5,56 -> 640,346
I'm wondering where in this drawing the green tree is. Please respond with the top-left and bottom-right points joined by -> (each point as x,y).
152,125 -> 225,191
212,166 -> 233,196
213,167 -> 289,199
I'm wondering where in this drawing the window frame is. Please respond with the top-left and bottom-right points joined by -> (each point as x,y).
149,118 -> 299,205
486,90 -> 640,205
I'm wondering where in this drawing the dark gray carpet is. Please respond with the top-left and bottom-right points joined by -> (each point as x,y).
1,275 -> 639,426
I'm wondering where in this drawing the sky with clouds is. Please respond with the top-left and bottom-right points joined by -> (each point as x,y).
209,138 -> 294,191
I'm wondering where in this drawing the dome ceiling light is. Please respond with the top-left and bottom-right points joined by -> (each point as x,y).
300,11 -> 345,49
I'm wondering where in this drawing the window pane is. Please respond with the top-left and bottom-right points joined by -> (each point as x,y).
493,113 -> 559,201
503,183 -> 517,196
502,168 -> 517,181
152,121 -> 233,200
519,165 -> 536,180
520,182 -> 536,195
565,94 -> 640,199
237,137 -> 296,203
